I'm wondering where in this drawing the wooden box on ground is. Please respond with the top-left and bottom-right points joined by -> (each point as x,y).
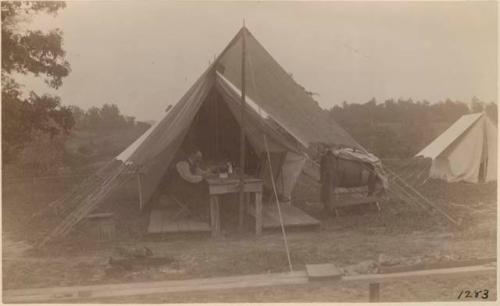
306,263 -> 343,281
85,212 -> 116,241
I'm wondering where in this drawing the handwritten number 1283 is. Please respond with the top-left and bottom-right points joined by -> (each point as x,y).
457,289 -> 489,299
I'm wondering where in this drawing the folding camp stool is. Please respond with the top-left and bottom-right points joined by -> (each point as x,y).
168,195 -> 193,220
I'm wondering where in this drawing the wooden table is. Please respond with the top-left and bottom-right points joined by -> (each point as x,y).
206,177 -> 263,237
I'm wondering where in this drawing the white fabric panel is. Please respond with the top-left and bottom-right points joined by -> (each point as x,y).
216,72 -> 308,148
215,72 -> 306,154
430,117 -> 484,183
258,151 -> 306,200
424,113 -> 497,183
334,148 -> 380,164
485,117 -> 497,182
416,113 -> 483,158
280,152 -> 307,199
447,121 -> 483,182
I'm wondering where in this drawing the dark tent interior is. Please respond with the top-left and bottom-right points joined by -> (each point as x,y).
149,87 -> 266,220
181,87 -> 260,174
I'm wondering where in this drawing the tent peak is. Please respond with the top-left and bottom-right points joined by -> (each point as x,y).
238,26 -> 249,37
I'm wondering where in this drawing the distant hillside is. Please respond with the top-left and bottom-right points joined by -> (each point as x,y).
324,98 -> 497,158
4,103 -> 151,178
63,125 -> 150,170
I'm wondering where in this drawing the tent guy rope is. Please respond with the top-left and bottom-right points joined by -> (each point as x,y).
247,45 -> 294,272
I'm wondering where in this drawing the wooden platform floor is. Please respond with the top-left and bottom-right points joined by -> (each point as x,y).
149,203 -> 319,234
254,203 -> 320,229
147,209 -> 211,234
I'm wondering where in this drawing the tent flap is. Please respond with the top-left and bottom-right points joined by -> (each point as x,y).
423,113 -> 497,183
122,69 -> 215,203
416,113 -> 483,159
112,27 -> 383,207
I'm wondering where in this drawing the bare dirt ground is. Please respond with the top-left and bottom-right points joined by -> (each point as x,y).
2,159 -> 497,302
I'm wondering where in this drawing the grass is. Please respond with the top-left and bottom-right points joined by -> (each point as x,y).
2,158 -> 497,302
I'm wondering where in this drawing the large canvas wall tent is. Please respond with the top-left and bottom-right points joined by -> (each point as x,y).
38,27 -> 388,246
416,112 -> 497,183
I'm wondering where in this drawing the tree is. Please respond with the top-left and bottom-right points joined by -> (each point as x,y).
124,115 -> 136,127
85,106 -> 101,130
2,1 -> 72,162
327,97 -> 475,158
99,103 -> 126,130
485,102 -> 498,123
470,96 -> 485,113
68,105 -> 85,128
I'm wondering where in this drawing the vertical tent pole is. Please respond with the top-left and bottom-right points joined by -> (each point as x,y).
480,112 -> 488,182
137,173 -> 144,210
238,24 -> 247,231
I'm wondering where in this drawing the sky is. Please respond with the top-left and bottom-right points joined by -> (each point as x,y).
19,1 -> 498,122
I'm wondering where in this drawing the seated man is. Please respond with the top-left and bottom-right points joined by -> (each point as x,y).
170,148 -> 210,220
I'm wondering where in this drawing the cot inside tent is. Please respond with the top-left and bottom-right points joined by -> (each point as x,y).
416,112 -> 497,183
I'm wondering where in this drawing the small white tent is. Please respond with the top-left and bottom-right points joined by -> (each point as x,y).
416,112 -> 497,183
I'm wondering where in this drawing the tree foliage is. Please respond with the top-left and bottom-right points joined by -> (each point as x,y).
69,103 -> 150,132
329,98 -> 497,158
2,1 -> 72,162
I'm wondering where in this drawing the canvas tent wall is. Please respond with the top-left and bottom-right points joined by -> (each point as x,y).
416,112 -> 497,183
39,27 -> 382,245
115,27 -> 368,206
